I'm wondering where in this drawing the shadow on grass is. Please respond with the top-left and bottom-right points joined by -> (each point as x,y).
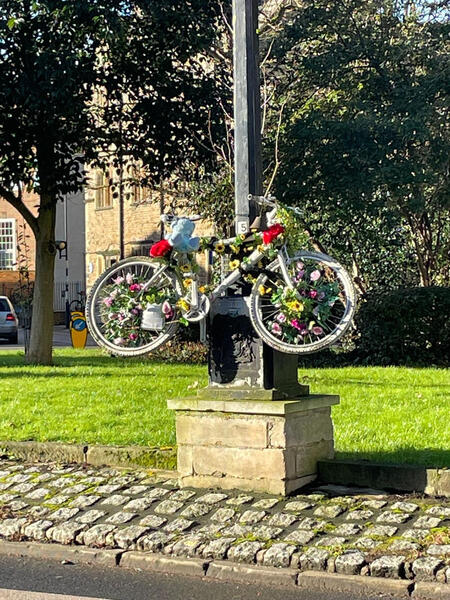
336,447 -> 450,469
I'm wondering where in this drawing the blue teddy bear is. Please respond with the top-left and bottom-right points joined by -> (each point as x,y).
167,217 -> 200,253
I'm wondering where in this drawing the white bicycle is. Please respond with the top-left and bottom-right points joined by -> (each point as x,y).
86,196 -> 356,356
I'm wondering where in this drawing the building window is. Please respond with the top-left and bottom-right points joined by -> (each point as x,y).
93,169 -> 113,209
0,219 -> 16,270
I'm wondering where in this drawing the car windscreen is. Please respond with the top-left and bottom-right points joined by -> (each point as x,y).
0,299 -> 11,311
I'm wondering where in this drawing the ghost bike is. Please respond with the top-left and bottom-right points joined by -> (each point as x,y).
86,196 -> 356,357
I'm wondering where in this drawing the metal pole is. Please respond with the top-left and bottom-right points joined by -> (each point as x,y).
64,195 -> 70,328
233,0 -> 262,235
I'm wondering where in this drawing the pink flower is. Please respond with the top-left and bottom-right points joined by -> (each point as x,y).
118,313 -> 126,322
131,308 -> 139,315
276,313 -> 287,323
291,319 -> 302,331
113,276 -> 124,285
310,270 -> 321,281
113,337 -> 125,346
312,326 -> 324,336
129,333 -> 138,341
310,290 -> 318,299
162,300 -> 174,319
296,261 -> 304,270
271,322 -> 282,335
103,296 -> 114,307
126,272 -> 134,284
129,283 -> 142,292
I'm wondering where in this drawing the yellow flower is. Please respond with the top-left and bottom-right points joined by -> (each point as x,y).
257,245 -> 265,253
179,264 -> 190,273
215,242 -> 225,254
258,285 -> 272,296
288,300 -> 304,312
230,244 -> 239,254
176,299 -> 190,312
245,245 -> 254,252
199,285 -> 206,293
183,278 -> 192,288
229,259 -> 241,270
239,234 -> 246,241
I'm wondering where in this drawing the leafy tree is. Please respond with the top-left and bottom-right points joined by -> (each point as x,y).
0,0 -> 220,364
267,0 -> 449,288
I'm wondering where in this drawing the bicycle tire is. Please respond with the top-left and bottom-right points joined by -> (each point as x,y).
86,256 -> 182,357
249,250 -> 356,354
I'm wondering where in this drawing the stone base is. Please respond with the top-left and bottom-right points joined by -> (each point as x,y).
167,394 -> 339,495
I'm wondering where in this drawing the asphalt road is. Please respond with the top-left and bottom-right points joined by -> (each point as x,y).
0,555 -> 405,600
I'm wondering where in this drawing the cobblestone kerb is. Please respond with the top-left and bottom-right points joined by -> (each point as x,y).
0,460 -> 448,588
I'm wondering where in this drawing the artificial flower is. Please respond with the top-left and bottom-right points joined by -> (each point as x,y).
113,337 -> 125,346
176,298 -> 190,312
214,242 -> 225,254
262,223 -> 285,245
271,322 -> 282,335
230,244 -> 239,254
312,326 -> 324,335
198,285 -> 206,293
229,259 -> 241,270
112,276 -> 124,285
149,239 -> 172,258
103,296 -> 114,307
129,333 -> 138,341
310,269 -> 321,281
179,264 -> 191,273
129,283 -> 142,292
277,313 -> 287,323
162,300 -> 174,319
288,300 -> 304,312
126,273 -> 134,284
309,290 -> 318,299
183,278 -> 193,288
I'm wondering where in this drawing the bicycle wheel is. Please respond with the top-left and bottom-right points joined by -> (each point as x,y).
86,257 -> 182,357
249,251 -> 356,354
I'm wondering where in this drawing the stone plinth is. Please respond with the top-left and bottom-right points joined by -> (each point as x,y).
167,394 -> 339,495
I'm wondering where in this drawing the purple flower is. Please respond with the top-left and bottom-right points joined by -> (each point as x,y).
318,291 -> 326,301
310,270 -> 321,282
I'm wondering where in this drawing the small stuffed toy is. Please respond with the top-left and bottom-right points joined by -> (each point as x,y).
150,217 -> 200,258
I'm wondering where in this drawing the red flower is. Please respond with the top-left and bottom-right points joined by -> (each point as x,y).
150,239 -> 172,257
262,223 -> 285,245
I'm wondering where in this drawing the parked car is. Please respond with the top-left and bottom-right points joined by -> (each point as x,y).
0,296 -> 19,344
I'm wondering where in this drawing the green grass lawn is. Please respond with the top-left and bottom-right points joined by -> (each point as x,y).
0,349 -> 448,467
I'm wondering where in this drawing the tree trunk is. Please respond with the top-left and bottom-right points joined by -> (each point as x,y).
26,199 -> 57,365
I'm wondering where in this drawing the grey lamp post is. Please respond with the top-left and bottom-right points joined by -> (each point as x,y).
206,0 -> 306,399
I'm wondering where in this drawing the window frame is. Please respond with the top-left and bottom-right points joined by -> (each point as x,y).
0,218 -> 16,270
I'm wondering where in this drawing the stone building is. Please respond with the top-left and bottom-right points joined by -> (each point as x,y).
85,168 -> 213,289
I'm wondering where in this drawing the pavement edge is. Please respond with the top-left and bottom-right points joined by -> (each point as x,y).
0,541 -> 449,599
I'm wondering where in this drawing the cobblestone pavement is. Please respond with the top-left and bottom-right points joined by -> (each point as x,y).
0,459 -> 448,584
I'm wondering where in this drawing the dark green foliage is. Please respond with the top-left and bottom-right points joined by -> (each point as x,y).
355,287 -> 450,365
267,0 -> 450,289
